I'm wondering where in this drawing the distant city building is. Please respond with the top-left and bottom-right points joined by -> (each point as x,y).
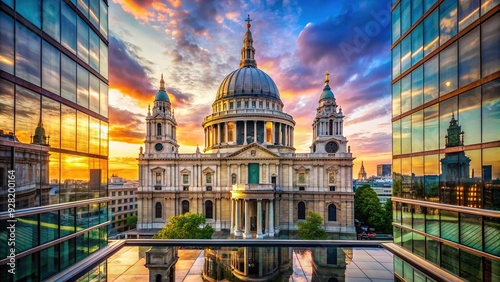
109,176 -> 139,233
388,1 -> 500,281
0,0 -> 109,280
377,164 -> 392,177
357,161 -> 367,180
136,17 -> 356,238
353,178 -> 392,205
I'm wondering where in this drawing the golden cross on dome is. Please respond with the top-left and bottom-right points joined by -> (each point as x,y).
325,71 -> 330,85
245,14 -> 252,28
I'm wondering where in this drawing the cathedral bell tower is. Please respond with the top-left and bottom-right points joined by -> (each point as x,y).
145,74 -> 178,154
311,72 -> 348,154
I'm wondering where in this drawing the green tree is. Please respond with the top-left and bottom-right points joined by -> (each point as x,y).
297,211 -> 327,240
380,198 -> 393,233
126,215 -> 137,228
354,184 -> 390,232
154,212 -> 214,239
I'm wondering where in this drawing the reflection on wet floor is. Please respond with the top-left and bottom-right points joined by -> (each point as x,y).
106,246 -> 394,282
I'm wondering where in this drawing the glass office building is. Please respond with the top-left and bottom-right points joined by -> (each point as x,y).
388,0 -> 500,281
0,0 -> 109,281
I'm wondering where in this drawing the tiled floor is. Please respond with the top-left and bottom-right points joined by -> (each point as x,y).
106,247 -> 394,281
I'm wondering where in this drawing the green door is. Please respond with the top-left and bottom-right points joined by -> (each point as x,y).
248,163 -> 259,184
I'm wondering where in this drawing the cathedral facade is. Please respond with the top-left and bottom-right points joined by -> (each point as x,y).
136,18 -> 355,237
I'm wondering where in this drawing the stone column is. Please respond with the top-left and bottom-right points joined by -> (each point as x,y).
225,122 -> 228,144
257,199 -> 264,238
272,122 -> 275,144
269,199 -> 274,236
265,200 -> 269,234
254,121 -> 257,143
244,200 -> 251,238
278,123 -> 282,145
235,199 -> 242,236
230,199 -> 234,233
217,123 -> 221,145
244,121 -> 247,145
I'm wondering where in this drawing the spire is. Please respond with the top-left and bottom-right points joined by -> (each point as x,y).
240,14 -> 257,68
160,73 -> 165,91
325,71 -> 330,86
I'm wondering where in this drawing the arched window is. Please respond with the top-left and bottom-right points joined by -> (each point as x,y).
155,202 -> 162,218
298,202 -> 306,220
231,173 -> 237,184
182,200 -> 189,214
328,204 -> 337,221
205,200 -> 213,219
157,123 -> 162,136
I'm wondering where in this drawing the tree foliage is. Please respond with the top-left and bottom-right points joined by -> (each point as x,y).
297,211 -> 327,240
126,215 -> 137,228
355,184 -> 392,233
153,212 -> 214,239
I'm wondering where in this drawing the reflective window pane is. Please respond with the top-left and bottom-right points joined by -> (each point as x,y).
60,238 -> 76,271
439,96 -> 457,149
458,87 -> 481,145
401,74 -> 411,113
49,152 -> 60,204
461,213 -> 482,251
42,40 -> 61,95
401,36 -> 411,73
16,0 -> 41,28
412,0 -> 423,25
392,43 -> 401,79
77,111 -> 89,153
15,86 -> 40,144
16,23 -> 41,86
426,237 -> 440,265
40,211 -> 59,244
90,116 -> 100,154
99,0 -> 108,38
412,110 -> 423,153
402,116 -> 411,154
89,74 -> 100,113
77,65 -> 89,108
99,40 -> 108,79
482,79 -> 500,143
89,29 -> 100,71
61,54 -> 76,102
40,245 -> 59,280
412,66 -> 423,109
423,55 -> 438,103
460,250 -> 483,282
481,0 -> 500,15
43,0 -> 61,42
89,0 -> 99,28
481,14 -> 500,78
77,16 -> 89,64
402,157 -> 412,197
412,156 -> 424,199
441,210 -> 458,243
439,0 -> 457,45
42,96 -> 61,148
458,27 -> 480,87
401,0 -> 411,34
393,81 -> 401,117
392,4 -> 401,44
61,1 -> 77,54
484,217 -> 500,256
483,147 -> 500,210
424,154 -> 439,200
393,120 -> 401,155
61,104 -> 76,151
0,79 -> 15,133
424,104 -> 439,151
411,23 -> 423,65
100,121 -> 108,156
0,11 -> 14,74
461,149 -> 482,208
458,0 -> 479,31
441,244 -> 459,275
100,81 -> 108,117
77,0 -> 89,18
439,42 -> 457,96
426,207 -> 440,236
424,9 -> 439,56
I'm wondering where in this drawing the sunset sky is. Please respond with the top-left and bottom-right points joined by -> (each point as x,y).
107,0 -> 393,178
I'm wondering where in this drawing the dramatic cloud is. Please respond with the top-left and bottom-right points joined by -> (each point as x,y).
108,105 -> 146,144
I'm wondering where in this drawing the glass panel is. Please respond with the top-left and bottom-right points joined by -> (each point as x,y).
439,0 -> 457,45
78,0 -> 89,18
413,232 -> 425,258
426,207 -> 439,236
77,65 -> 89,108
40,245 -> 59,280
412,156 -> 424,199
43,0 -> 61,42
0,79 -> 15,133
423,55 -> 438,103
458,87 -> 481,145
411,23 -> 423,65
462,149 -> 482,208
401,116 -> 411,154
393,120 -> 401,155
413,205 -> 425,232
460,213 -> 482,251
393,159 -> 402,197
441,243 -> 459,275
401,229 -> 412,251
42,40 -> 61,95
77,111 -> 89,153
483,147 -> 500,210
481,0 -> 500,14
61,54 -> 77,102
77,16 -> 89,63
0,11 -> 14,74
412,66 -> 423,109
15,86 -> 40,144
484,217 -> 500,256
482,79 -> 500,143
412,0 -> 423,25
439,42 -> 457,96
401,36 -> 411,73
402,157 -> 412,197
61,1 -> 77,54
89,0 -> 99,28
16,0 -> 41,28
401,74 -> 411,113
89,29 -> 100,71
99,0 -> 108,38
61,154 -> 90,202
99,159 -> 107,198
460,250 -> 483,282
481,14 -> 500,78
424,154 -> 439,201
440,210 -> 458,242
424,0 -> 437,12
1,0 -> 13,8
392,80 -> 401,117
16,22 -> 41,86
439,96 -> 457,149
61,104 -> 76,151
60,238 -> 76,271
424,9 -> 439,56
412,110 -> 423,153
14,253 -> 39,281
49,152 -> 60,204
16,214 -> 39,253
401,0 -> 411,34
392,43 -> 401,79
89,116 -> 100,154
89,74 -> 100,113
42,96 -> 61,148
459,27 -> 480,87
89,228 -> 100,254
99,39 -> 108,79
76,233 -> 89,261
60,208 -> 75,237
392,4 -> 401,44
100,121 -> 108,156
99,81 -> 108,117
424,104 -> 439,150
426,237 -> 440,265
458,0 -> 479,31
40,211 -> 59,244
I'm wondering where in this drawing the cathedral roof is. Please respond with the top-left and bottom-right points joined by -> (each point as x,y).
320,71 -> 335,100
155,74 -> 170,102
214,15 -> 281,103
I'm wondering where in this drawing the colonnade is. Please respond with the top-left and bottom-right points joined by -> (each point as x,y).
313,119 -> 342,138
230,198 -> 274,238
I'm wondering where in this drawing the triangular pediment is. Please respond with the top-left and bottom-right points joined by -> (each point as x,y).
226,143 -> 280,159
151,166 -> 165,172
202,167 -> 215,173
180,168 -> 191,174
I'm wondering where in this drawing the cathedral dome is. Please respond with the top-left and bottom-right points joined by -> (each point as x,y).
216,67 -> 280,101
320,71 -> 335,100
